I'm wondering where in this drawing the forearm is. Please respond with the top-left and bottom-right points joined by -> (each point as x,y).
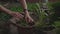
0,5 -> 13,14
19,0 -> 27,9
19,0 -> 29,13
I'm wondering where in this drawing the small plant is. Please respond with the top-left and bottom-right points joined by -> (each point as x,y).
32,2 -> 56,31
31,3 -> 47,27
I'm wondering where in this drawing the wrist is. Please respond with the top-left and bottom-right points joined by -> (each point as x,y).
23,9 -> 28,12
23,9 -> 29,13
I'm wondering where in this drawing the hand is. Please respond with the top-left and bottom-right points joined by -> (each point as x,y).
25,11 -> 35,26
11,12 -> 24,19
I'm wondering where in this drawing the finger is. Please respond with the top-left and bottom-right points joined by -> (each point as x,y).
28,17 -> 34,22
28,21 -> 35,26
19,14 -> 24,17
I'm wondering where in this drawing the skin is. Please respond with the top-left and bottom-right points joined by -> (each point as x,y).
0,0 -> 34,25
0,1 -> 34,34
19,0 -> 34,24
